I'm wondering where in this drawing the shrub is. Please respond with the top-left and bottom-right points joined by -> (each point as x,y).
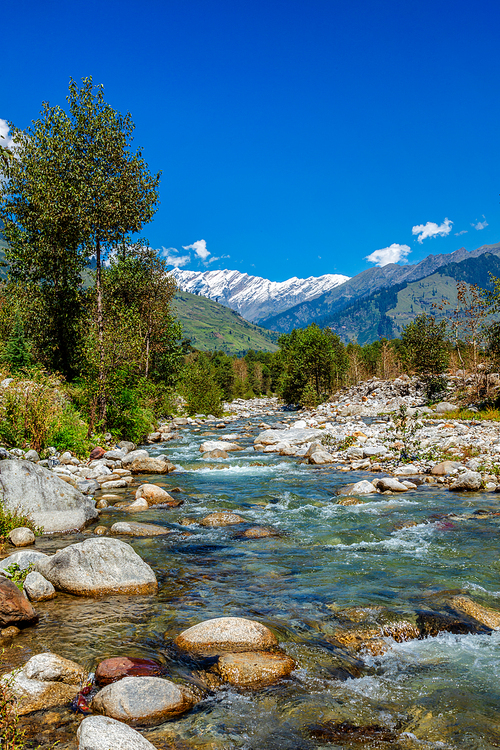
48,403 -> 90,457
5,563 -> 34,591
0,505 -> 40,540
0,371 -> 61,452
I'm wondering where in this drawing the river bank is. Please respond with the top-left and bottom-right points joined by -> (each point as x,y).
1,384 -> 500,749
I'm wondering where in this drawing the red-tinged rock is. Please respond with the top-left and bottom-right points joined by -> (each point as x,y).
89,447 -> 106,460
0,577 -> 38,627
95,656 -> 163,686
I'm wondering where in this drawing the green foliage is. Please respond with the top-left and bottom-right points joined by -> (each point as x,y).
0,505 -> 40,540
5,563 -> 34,590
400,314 -> 449,397
49,403 -> 90,457
277,324 -> 348,405
1,316 -> 32,373
387,404 -> 422,463
0,372 -> 61,453
182,355 -> 224,417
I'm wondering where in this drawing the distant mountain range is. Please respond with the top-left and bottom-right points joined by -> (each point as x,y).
171,268 -> 349,323
174,242 -> 500,344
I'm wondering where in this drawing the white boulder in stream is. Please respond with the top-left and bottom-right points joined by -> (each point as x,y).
449,470 -> 483,491
35,538 -> 158,596
92,675 -> 195,726
345,480 -> 377,495
175,616 -> 278,655
0,460 -> 98,533
78,715 -> 159,750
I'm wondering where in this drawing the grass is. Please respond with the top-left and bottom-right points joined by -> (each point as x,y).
0,505 -> 41,542
172,291 -> 279,355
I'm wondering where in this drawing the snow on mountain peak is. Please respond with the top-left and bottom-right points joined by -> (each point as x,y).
170,268 -> 350,322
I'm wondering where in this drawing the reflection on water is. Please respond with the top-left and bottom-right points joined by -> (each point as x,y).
12,413 -> 500,748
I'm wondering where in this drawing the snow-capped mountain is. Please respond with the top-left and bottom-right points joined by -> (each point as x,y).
171,268 -> 350,323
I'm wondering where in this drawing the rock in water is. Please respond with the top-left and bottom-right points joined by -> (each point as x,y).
22,652 -> 84,684
130,458 -> 175,474
23,572 -> 56,602
35,538 -> 158,596
110,522 -> 171,537
175,616 -> 278,655
77,715 -> 159,750
215,651 -> 295,687
0,578 -> 38,627
95,657 -> 163,685
135,484 -> 179,506
0,460 -> 98,533
92,676 -> 194,726
200,512 -> 246,527
344,480 -> 377,496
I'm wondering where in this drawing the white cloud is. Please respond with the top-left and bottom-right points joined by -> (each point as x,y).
472,217 -> 488,230
207,254 -> 230,264
455,230 -> 468,236
0,118 -> 15,151
160,247 -> 191,267
365,243 -> 411,267
182,239 -> 210,261
412,217 -> 453,243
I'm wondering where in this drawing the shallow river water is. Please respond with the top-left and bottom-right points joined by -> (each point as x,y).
11,410 -> 500,749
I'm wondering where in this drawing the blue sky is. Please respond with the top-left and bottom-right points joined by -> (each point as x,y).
2,0 -> 500,281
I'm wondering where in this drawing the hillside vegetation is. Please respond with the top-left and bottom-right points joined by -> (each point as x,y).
173,290 -> 278,354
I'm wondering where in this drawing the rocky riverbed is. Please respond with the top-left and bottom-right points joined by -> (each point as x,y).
1,380 -> 500,749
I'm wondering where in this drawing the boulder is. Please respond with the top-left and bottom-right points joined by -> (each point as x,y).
200,441 -> 240,453
135,484 -> 178,506
175,616 -> 278,656
242,527 -> 278,538
24,449 -> 40,463
448,595 -> 500,629
104,449 -> 126,460
344,480 -> 377,496
89,447 -> 106,461
200,512 -> 246,527
92,676 -> 194,726
8,527 -> 35,547
449,471 -> 482,491
0,549 -> 49,574
203,449 -> 230,459
308,450 -> 334,464
3,668 -> 79,715
363,445 -> 386,457
254,428 -> 323,447
117,441 -> 136,454
77,715 -> 159,750
0,577 -> 38,627
214,651 -> 295,687
23,571 -> 56,602
110,522 -> 171,537
35,538 -> 158,596
434,402 -> 458,414
121,450 -> 149,467
22,652 -> 84,684
96,657 -> 162,686
0,460 -> 98,533
124,498 -> 150,512
375,477 -> 409,492
416,610 -> 492,636
130,458 -> 175,474
393,464 -> 419,476
431,460 -> 461,476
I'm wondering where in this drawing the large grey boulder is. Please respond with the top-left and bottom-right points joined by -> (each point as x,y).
35,538 -> 158,596
77,715 -> 159,750
449,471 -> 482,491
121,450 -> 149,467
175,616 -> 278,656
92,676 -> 194,726
0,460 -> 98,533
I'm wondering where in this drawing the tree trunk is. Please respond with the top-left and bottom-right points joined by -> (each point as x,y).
96,237 -> 106,424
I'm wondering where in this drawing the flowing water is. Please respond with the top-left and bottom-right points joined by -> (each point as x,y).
9,410 -> 500,749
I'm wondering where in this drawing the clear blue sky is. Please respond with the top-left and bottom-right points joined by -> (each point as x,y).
2,0 -> 500,281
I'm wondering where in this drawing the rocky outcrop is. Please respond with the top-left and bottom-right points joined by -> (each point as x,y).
175,616 -> 278,655
92,676 -> 195,726
0,460 -> 98,533
77,715 -> 159,750
35,538 -> 158,596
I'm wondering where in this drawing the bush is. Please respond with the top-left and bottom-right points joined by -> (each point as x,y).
48,403 -> 90,458
0,504 -> 40,540
0,371 -> 61,453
